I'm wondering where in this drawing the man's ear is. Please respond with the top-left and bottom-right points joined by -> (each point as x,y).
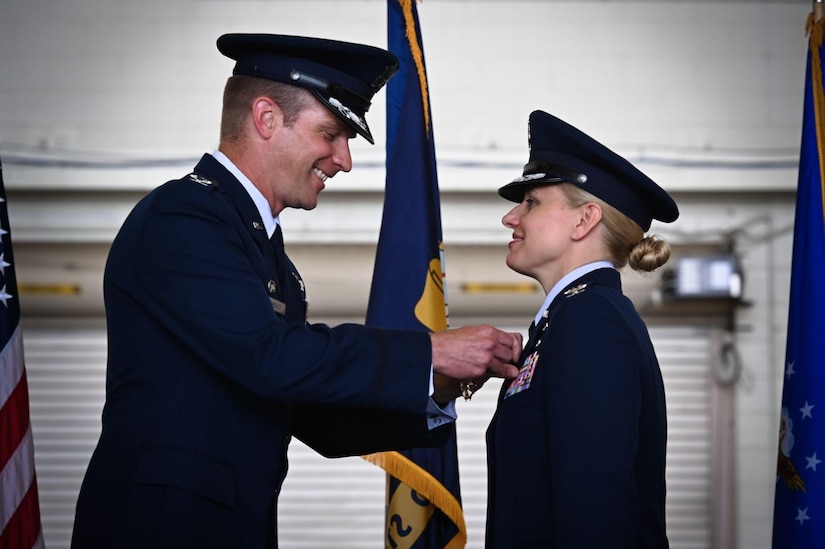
571,202 -> 603,240
251,96 -> 282,139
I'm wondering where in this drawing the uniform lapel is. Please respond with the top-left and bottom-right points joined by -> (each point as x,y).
192,154 -> 271,249
192,154 -> 306,323
498,268 -> 621,402
269,225 -> 307,323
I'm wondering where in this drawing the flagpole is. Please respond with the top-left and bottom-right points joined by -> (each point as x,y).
817,0 -> 824,23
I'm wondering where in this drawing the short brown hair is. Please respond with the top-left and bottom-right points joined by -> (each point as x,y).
220,76 -> 312,142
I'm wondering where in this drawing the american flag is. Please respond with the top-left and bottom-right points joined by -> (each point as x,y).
0,157 -> 44,549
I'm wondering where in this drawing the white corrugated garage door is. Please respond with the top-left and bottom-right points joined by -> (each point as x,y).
23,322 -> 722,548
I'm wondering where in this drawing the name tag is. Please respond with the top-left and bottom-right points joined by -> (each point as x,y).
270,297 -> 286,315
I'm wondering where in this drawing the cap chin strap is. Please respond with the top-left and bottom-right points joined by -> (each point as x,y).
522,160 -> 588,185
288,70 -> 371,113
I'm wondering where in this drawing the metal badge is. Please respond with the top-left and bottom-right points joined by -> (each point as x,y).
188,173 -> 213,186
563,283 -> 588,297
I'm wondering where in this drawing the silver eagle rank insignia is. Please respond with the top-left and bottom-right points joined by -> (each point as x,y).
563,283 -> 588,298
189,173 -> 214,186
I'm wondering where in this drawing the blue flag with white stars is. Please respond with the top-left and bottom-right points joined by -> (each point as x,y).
772,11 -> 825,548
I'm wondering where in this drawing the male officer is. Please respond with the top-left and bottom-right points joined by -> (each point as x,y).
71,33 -> 520,548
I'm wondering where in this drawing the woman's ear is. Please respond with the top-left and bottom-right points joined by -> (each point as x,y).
571,202 -> 603,240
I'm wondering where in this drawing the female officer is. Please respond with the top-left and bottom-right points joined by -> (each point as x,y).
485,110 -> 679,548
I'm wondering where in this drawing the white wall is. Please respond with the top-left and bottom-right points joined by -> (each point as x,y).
0,1 -> 811,548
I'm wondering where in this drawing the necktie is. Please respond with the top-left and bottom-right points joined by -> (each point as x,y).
525,312 -> 549,354
270,225 -> 306,323
270,223 -> 284,247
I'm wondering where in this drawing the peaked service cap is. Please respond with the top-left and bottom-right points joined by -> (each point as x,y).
217,33 -> 399,144
498,110 -> 679,231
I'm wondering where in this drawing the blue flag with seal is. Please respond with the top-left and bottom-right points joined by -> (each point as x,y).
772,7 -> 825,548
361,1 -> 466,548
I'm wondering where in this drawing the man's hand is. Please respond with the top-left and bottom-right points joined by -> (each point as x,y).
430,325 -> 522,384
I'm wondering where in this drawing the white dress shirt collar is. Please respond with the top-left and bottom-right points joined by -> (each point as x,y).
213,150 -> 281,238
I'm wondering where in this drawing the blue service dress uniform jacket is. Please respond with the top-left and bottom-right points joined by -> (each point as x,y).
71,154 -> 448,548
485,268 -> 668,549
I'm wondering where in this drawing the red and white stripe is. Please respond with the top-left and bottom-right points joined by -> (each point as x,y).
0,325 -> 44,549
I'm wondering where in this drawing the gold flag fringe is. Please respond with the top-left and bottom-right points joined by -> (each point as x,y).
805,12 -> 825,217
362,451 -> 468,548
399,0 -> 432,135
